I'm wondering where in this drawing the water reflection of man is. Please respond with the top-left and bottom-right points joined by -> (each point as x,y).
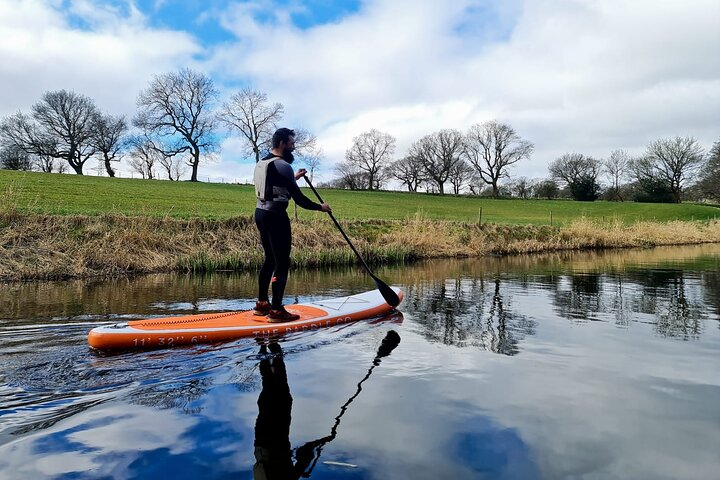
253,342 -> 295,479
253,342 -> 322,479
253,330 -> 401,479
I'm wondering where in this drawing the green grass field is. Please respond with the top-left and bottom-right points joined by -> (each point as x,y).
2,169 -> 718,225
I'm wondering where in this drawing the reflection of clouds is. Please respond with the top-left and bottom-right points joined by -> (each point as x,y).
388,248 -> 720,478
485,313 -> 720,479
478,358 -> 720,480
353,324 -> 720,480
266,332 -> 530,480
0,245 -> 718,479
0,403 -> 197,479
71,405 -> 196,454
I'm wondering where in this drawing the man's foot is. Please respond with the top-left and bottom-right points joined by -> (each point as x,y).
254,300 -> 271,316
267,306 -> 300,322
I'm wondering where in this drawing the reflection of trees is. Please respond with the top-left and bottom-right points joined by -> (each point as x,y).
606,276 -> 633,327
0,268 -> 393,323
702,271 -> 720,329
552,273 -> 604,322
626,269 -> 705,340
3,244 -> 717,342
547,267 -> 708,340
407,277 -> 536,355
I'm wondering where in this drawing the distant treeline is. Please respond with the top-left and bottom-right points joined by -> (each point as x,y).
326,131 -> 719,205
1,67 -> 718,204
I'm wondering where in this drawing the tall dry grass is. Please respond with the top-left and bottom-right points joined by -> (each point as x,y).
1,210 -> 719,281
376,214 -> 720,257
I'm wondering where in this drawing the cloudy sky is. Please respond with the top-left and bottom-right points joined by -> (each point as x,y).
1,0 -> 718,183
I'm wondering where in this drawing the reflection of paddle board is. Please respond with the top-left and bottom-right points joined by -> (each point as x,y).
88,288 -> 403,350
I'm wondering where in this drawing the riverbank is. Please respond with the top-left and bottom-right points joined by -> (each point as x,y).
3,170 -> 719,224
2,211 -> 719,281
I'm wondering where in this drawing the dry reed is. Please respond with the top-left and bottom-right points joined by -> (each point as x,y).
1,211 -> 719,282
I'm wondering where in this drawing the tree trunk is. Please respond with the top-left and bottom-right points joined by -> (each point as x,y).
69,160 -> 84,175
103,154 -> 116,177
190,149 -> 200,182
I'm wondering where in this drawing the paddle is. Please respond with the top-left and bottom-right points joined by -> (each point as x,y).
302,176 -> 401,308
295,329 -> 402,475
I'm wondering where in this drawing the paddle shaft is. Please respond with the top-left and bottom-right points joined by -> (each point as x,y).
302,176 -> 400,307
303,177 -> 377,279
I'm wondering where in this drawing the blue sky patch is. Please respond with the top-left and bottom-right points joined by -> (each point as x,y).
454,0 -> 521,46
61,0 -> 364,45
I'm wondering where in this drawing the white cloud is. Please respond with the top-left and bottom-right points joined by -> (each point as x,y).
0,0 -> 200,118
207,0 -> 720,178
1,0 -> 718,182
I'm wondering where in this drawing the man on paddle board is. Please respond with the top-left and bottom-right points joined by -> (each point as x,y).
253,128 -> 331,322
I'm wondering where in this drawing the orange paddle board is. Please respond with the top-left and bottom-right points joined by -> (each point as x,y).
88,288 -> 403,350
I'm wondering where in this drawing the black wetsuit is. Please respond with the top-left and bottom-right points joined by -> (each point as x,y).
255,154 -> 322,308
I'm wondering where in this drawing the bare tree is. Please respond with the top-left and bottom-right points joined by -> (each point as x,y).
408,129 -> 464,195
158,151 -> 187,181
447,159 -> 475,194
390,156 -> 425,192
549,153 -> 602,201
344,129 -> 395,190
128,137 -> 163,179
293,128 -> 317,153
1,115 -> 58,172
0,90 -> 100,174
0,144 -> 32,170
603,149 -> 630,201
300,151 -> 322,183
466,173 -> 484,195
509,176 -> 533,199
631,136 -> 705,203
134,68 -> 218,182
335,161 -> 367,190
93,114 -> 127,178
464,121 -> 534,198
218,87 -> 283,163
293,127 -> 324,182
296,137 -> 323,182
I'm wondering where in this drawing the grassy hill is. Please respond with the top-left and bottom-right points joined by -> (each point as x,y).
1,169 -> 718,225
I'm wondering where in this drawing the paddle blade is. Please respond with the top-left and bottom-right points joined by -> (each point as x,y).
375,330 -> 401,360
374,277 -> 401,308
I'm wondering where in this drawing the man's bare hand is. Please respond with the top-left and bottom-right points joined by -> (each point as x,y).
294,168 -> 307,180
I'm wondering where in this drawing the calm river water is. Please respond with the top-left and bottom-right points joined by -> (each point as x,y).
1,244 -> 719,480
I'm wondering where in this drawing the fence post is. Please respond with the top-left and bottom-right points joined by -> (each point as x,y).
478,207 -> 483,226
550,211 -> 553,226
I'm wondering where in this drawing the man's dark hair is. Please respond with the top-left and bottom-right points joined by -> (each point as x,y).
272,128 -> 295,148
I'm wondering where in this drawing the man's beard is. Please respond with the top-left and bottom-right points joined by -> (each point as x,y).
283,150 -> 295,163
